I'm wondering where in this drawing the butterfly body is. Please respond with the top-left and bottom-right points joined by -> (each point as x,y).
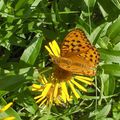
55,29 -> 99,76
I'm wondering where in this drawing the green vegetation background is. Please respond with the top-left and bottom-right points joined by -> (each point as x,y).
0,0 -> 120,120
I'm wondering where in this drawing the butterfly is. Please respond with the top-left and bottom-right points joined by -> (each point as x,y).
54,29 -> 100,76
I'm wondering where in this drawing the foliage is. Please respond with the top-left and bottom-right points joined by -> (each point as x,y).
0,0 -> 120,119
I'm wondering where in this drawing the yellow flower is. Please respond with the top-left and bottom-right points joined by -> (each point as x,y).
45,40 -> 93,96
32,74 -> 71,106
32,40 -> 93,106
0,102 -> 15,120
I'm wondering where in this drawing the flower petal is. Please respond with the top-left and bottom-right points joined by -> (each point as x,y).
39,98 -> 47,107
53,83 -> 59,98
71,79 -> 87,92
75,76 -> 93,81
49,90 -> 53,104
41,83 -> 52,97
45,45 -> 54,56
49,42 -> 59,57
32,84 -> 41,89
0,102 -> 13,112
3,116 -> 15,120
55,97 -> 62,105
75,76 -> 92,85
61,89 -> 67,103
52,40 -> 60,55
61,82 -> 69,101
34,95 -> 42,99
68,81 -> 80,99
42,75 -> 48,84
36,96 -> 45,103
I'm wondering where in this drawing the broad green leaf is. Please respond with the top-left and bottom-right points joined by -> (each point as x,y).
101,64 -> 120,76
90,23 -> 107,44
20,36 -> 43,65
99,48 -> 120,64
104,75 -> 115,95
0,75 -> 25,90
107,18 -> 120,41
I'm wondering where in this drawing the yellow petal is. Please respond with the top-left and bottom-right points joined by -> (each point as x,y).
68,81 -> 80,99
61,90 -> 67,103
49,91 -> 53,104
75,76 -> 93,81
42,75 -> 48,84
49,42 -> 59,57
3,116 -> 15,120
61,82 -> 69,101
32,88 -> 37,91
52,40 -> 60,56
71,79 -> 87,92
34,95 -> 42,99
39,75 -> 48,84
32,84 -> 41,89
53,83 -> 59,98
45,45 -> 54,56
55,98 -> 62,105
36,96 -> 45,103
41,83 -> 52,97
39,98 -> 47,107
0,102 -> 13,112
75,76 -> 92,85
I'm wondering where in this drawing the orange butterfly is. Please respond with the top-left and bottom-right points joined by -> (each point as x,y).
54,29 -> 100,76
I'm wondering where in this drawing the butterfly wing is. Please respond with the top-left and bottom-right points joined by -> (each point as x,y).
80,47 -> 100,67
61,29 -> 92,56
56,53 -> 96,76
58,29 -> 99,76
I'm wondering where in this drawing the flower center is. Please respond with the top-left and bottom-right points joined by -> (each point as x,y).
53,65 -> 72,81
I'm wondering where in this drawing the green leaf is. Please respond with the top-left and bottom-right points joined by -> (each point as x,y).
90,23 -> 107,44
31,0 -> 42,8
84,0 -> 96,8
101,64 -> 120,76
0,75 -> 25,90
96,103 -> 111,119
106,18 -> 120,41
38,115 -> 56,120
0,0 -> 4,10
113,42 -> 120,50
15,0 -> 27,11
99,48 -> 120,64
104,75 -> 115,95
20,36 -> 43,65
111,0 -> 120,9
98,0 -> 120,20
17,89 -> 38,114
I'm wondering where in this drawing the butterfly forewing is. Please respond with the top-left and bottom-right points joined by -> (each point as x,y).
61,29 -> 92,56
